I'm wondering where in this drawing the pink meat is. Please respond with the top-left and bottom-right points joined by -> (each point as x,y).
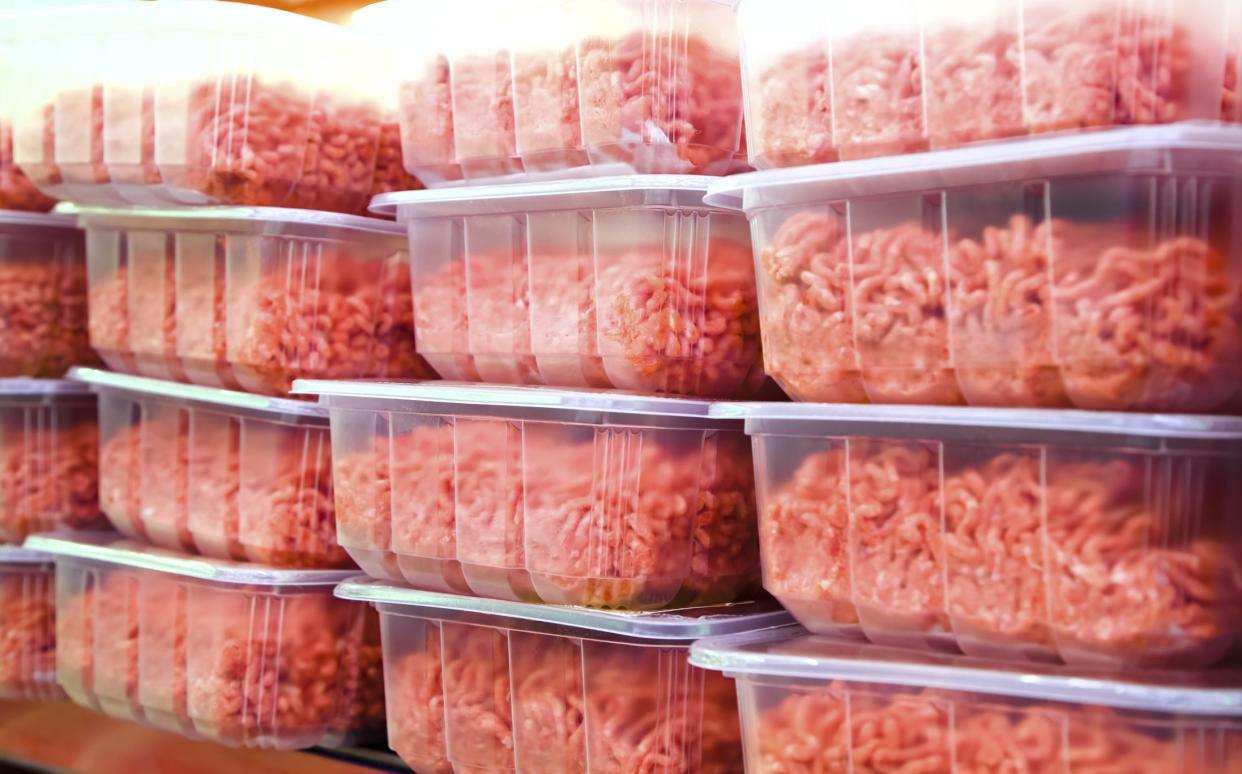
0,256 -> 99,378
0,420 -> 103,542
0,567 -> 57,700
387,624 -> 454,774
369,121 -> 423,196
0,121 -> 57,212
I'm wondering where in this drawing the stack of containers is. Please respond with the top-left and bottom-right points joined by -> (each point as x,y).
685,0 -> 1242,770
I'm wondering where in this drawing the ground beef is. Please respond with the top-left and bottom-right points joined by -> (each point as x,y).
753,683 -> 1238,773
370,121 -> 423,196
0,564 -> 58,701
0,419 -> 103,543
0,121 -> 57,212
334,419 -> 758,608
0,251 -> 99,378
747,4 -> 1199,167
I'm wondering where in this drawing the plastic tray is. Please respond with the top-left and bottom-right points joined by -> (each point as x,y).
71,367 -> 347,569
691,628 -> 1242,773
0,547 -> 61,702
354,0 -> 745,187
27,532 -> 384,750
736,0 -> 1240,170
337,579 -> 792,773
719,400 -> 1242,669
707,124 -> 1242,412
0,378 -> 104,543
374,177 -> 765,398
77,206 -> 435,397
297,380 -> 761,609
0,211 -> 98,377
2,2 -> 402,213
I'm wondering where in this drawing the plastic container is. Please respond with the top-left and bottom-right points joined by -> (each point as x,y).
337,579 -> 792,774
707,124 -> 1242,412
0,211 -> 98,377
0,379 -> 104,543
720,400 -> 1242,669
78,206 -> 434,397
0,547 -> 61,702
3,2 -> 395,213
298,380 -> 761,609
690,629 -> 1242,773
374,177 -> 765,398
736,0 -> 1241,170
0,4 -> 58,212
71,367 -> 346,569
355,0 -> 745,187
27,532 -> 384,749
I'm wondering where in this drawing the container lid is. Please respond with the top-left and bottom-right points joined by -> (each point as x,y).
0,210 -> 79,232
73,206 -> 403,240
25,533 -> 356,587
714,402 -> 1242,450
371,175 -> 723,218
0,378 -> 94,397
706,123 -> 1242,210
295,380 -> 740,429
336,579 -> 793,642
0,546 -> 52,565
71,368 -> 328,424
690,629 -> 1242,717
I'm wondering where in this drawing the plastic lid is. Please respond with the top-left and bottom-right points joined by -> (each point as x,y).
0,546 -> 52,565
336,579 -> 793,642
25,533 -> 355,587
690,629 -> 1242,717
0,378 -> 94,397
72,206 -> 403,239
371,175 -> 723,218
71,368 -> 327,424
0,210 -> 80,232
706,123 -> 1242,210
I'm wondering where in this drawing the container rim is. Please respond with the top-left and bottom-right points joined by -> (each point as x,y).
0,210 -> 79,232
690,629 -> 1242,716
72,205 -> 403,237
25,533 -> 355,586
335,579 -> 794,641
0,378 -> 94,397
0,546 -> 52,565
71,368 -> 328,421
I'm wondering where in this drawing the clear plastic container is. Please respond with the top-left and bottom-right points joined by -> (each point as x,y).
3,2 -> 395,213
736,0 -> 1241,170
720,400 -> 1242,669
72,367 -> 346,569
298,380 -> 761,609
0,547 -> 61,702
354,0 -> 745,187
28,532 -> 384,749
690,629 -> 1242,773
0,378 -> 104,543
77,206 -> 434,397
337,579 -> 791,773
0,211 -> 99,377
707,124 -> 1242,412
374,177 -> 765,399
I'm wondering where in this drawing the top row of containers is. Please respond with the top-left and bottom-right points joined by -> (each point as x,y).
3,0 -> 1242,213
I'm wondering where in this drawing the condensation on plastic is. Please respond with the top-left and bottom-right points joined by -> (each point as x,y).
2,2 -> 399,213
27,533 -> 384,750
71,367 -> 347,569
0,547 -> 61,702
708,124 -> 1242,413
357,0 -> 746,187
736,0 -> 1242,170
374,177 -> 765,399
0,211 -> 99,377
77,206 -> 434,397
722,400 -> 1242,669
337,580 -> 792,774
0,378 -> 104,543
691,630 -> 1242,774
299,380 -> 761,609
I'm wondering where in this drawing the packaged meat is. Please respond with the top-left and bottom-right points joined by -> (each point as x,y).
375,176 -> 765,398
2,2 -> 391,213
691,629 -> 1242,774
0,547 -> 61,702
0,123 -> 56,213
71,367 -> 345,569
77,206 -> 434,397
0,211 -> 98,377
336,578 -> 791,773
28,532 -> 383,749
707,124 -> 1242,412
721,400 -> 1242,668
737,0 -> 1239,169
355,0 -> 744,187
299,380 -> 761,609
0,379 -> 104,543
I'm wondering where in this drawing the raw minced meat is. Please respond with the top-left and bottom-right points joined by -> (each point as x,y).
0,121 -> 57,212
0,255 -> 99,378
0,566 -> 57,700
0,420 -> 103,543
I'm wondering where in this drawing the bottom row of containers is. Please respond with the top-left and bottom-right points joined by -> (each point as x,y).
2,534 -> 1240,772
